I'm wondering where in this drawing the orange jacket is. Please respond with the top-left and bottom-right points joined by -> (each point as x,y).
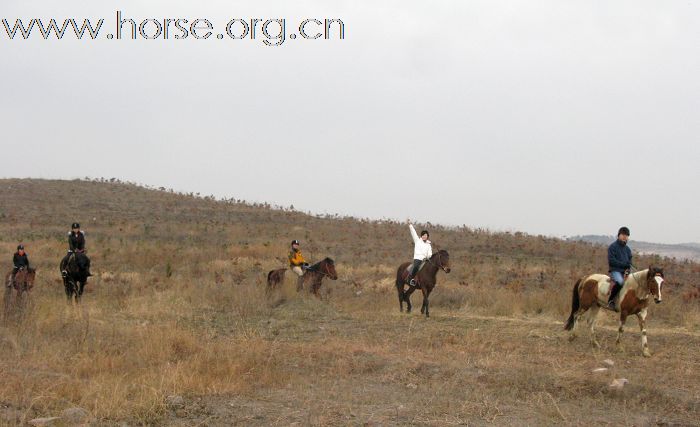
288,249 -> 306,267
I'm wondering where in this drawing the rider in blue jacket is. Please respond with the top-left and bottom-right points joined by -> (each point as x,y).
608,226 -> 632,308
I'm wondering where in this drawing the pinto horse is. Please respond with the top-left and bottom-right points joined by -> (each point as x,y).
60,253 -> 89,303
396,250 -> 451,318
299,258 -> 338,296
4,267 -> 36,317
564,266 -> 664,357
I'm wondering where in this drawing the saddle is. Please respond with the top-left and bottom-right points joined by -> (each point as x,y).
404,260 -> 427,281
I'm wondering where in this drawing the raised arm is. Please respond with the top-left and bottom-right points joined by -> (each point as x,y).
409,224 -> 419,244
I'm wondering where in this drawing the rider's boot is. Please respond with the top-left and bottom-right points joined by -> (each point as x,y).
608,283 -> 621,310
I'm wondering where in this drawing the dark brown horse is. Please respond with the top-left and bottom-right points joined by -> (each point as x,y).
396,250 -> 451,317
4,267 -> 36,317
61,253 -> 88,303
267,268 -> 286,290
299,258 -> 338,296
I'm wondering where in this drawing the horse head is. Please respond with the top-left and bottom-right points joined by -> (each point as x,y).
14,267 -> 36,290
647,266 -> 664,304
321,258 -> 338,280
432,250 -> 451,273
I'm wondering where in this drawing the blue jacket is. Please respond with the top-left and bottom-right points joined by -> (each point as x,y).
608,240 -> 632,273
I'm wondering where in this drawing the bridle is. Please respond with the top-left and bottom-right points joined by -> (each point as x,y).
306,261 -> 336,279
630,269 -> 662,299
426,250 -> 449,273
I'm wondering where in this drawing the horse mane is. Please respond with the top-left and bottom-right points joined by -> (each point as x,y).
628,269 -> 650,299
310,258 -> 334,270
431,249 -> 448,258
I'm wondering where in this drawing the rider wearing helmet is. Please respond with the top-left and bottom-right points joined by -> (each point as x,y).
288,240 -> 309,287
62,222 -> 92,277
289,240 -> 308,274
407,221 -> 432,286
608,226 -> 632,309
10,244 -> 29,286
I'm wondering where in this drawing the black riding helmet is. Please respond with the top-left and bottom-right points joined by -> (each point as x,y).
72,222 -> 80,229
618,226 -> 630,237
17,244 -> 24,250
291,240 -> 300,246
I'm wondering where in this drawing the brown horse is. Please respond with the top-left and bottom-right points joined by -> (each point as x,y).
396,250 -> 451,317
4,267 -> 36,317
267,268 -> 286,290
299,258 -> 338,296
564,266 -> 664,357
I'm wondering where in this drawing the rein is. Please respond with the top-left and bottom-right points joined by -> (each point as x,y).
306,262 -> 334,278
426,251 -> 449,273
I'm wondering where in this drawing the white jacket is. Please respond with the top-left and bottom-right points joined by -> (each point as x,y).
410,224 -> 432,260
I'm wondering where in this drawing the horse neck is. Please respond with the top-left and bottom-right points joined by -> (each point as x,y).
308,264 -> 325,280
421,260 -> 439,279
626,270 -> 649,298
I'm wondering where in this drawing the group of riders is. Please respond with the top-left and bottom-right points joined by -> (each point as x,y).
8,220 -> 634,310
8,223 -> 92,288
287,222 -> 633,309
286,221 -> 432,287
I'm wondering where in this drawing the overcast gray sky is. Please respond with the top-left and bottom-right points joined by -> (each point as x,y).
1,1 -> 698,244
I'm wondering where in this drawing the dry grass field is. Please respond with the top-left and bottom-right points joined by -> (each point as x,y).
1,179 -> 699,426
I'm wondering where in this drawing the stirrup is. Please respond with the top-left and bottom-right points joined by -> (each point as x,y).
409,279 -> 416,287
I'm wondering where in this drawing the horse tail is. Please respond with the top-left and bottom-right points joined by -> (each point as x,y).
564,278 -> 582,330
267,270 -> 274,286
395,266 -> 405,290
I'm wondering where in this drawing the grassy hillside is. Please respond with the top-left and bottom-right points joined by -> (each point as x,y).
1,178 -> 699,425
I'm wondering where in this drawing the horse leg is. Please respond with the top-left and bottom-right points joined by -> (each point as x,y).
615,313 -> 628,349
64,280 -> 73,304
404,287 -> 417,313
420,287 -> 430,318
3,286 -> 12,320
586,305 -> 601,348
397,284 -> 405,312
76,281 -> 85,303
637,309 -> 651,357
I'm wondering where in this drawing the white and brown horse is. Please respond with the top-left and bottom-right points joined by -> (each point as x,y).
564,266 -> 664,357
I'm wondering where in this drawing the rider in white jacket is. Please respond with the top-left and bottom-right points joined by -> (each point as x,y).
407,222 -> 432,286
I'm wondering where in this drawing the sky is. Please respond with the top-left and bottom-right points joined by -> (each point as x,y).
1,1 -> 698,244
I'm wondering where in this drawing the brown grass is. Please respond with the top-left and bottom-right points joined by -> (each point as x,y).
0,178 -> 698,425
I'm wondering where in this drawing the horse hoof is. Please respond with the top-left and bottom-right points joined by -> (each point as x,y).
568,334 -> 577,342
592,341 -> 600,349
642,349 -> 651,358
